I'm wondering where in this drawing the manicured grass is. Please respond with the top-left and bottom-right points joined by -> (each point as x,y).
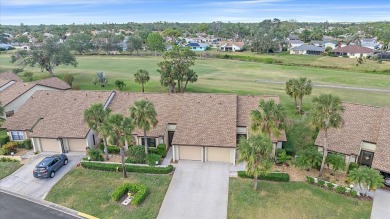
1,54 -> 389,107
45,167 -> 171,219
0,161 -> 22,180
228,178 -> 372,219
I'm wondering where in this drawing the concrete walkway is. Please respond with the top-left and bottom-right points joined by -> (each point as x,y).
161,147 -> 173,166
371,189 -> 390,219
0,152 -> 83,199
158,160 -> 230,219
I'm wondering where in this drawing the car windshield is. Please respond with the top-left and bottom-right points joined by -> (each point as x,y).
37,158 -> 53,167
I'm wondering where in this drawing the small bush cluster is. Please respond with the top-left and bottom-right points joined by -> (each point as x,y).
87,149 -> 104,161
327,182 -> 335,189
127,145 -> 146,164
0,157 -> 19,162
335,186 -> 347,194
306,176 -> 358,198
348,162 -> 359,173
81,161 -> 174,174
318,179 -> 325,187
149,144 -> 167,158
1,142 -> 18,155
0,135 -> 9,145
238,171 -> 290,182
15,139 -> 32,150
99,143 -> 120,154
112,183 -> 148,206
146,154 -> 162,166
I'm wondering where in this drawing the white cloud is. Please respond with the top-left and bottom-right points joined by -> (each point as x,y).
0,0 -> 145,6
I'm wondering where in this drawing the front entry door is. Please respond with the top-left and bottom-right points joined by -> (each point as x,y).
168,131 -> 174,147
358,150 -> 374,167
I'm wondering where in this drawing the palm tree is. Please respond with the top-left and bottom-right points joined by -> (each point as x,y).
134,69 -> 150,93
251,99 -> 286,146
105,114 -> 134,178
129,99 -> 158,154
296,77 -> 312,114
285,79 -> 298,112
349,166 -> 384,195
83,103 -> 111,160
238,134 -> 273,190
309,94 -> 344,177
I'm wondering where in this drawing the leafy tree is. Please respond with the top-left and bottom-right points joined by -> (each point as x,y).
92,32 -> 122,54
93,72 -> 107,87
299,29 -> 312,42
23,71 -> 33,82
349,166 -> 384,192
309,94 -> 344,177
129,100 -> 158,155
66,33 -> 93,55
251,99 -> 286,152
14,35 -> 29,44
157,60 -> 176,93
63,73 -> 74,86
146,32 -> 165,56
104,114 -> 134,178
238,134 -> 274,190
183,68 -> 198,91
127,34 -> 143,55
326,153 -> 346,175
10,37 -> 77,76
295,147 -> 322,170
114,80 -> 126,91
295,77 -> 313,114
134,69 -> 150,93
162,28 -> 182,43
84,103 -> 112,161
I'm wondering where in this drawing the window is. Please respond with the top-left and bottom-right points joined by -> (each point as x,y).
11,131 -> 24,141
193,47 -> 196,49
141,138 -> 157,147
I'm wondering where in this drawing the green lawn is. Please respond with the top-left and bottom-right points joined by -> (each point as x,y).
45,168 -> 171,219
0,54 -> 389,107
0,161 -> 22,180
228,178 -> 372,219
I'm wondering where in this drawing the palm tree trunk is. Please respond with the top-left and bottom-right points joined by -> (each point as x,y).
299,97 -> 303,114
169,84 -> 175,93
103,137 -> 109,161
254,175 -> 258,190
294,96 -> 297,113
144,129 -> 148,154
120,145 -> 127,178
154,49 -> 157,56
141,83 -> 145,93
319,129 -> 328,177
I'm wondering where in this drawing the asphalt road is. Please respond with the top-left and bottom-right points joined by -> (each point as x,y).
0,191 -> 78,219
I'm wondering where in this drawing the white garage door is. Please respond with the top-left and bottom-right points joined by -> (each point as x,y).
207,147 -> 231,163
179,146 -> 201,161
40,138 -> 60,152
68,138 -> 86,152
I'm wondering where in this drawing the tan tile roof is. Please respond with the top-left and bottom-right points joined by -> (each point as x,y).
0,72 -> 22,82
3,90 -> 113,139
332,45 -> 374,54
35,77 -> 71,90
315,103 -> 390,173
0,79 -> 13,88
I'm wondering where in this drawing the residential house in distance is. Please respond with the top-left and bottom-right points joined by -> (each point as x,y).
361,38 -> 381,50
287,40 -> 304,49
310,40 -> 337,49
315,103 -> 390,175
323,42 -> 337,49
290,44 -> 325,55
332,45 -> 374,58
219,41 -> 245,52
3,91 -> 287,164
0,73 -> 71,118
286,35 -> 300,41
186,42 -> 209,51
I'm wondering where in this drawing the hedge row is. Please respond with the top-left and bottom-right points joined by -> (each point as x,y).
80,161 -> 174,174
99,143 -> 120,154
214,54 -> 282,64
237,171 -> 290,182
112,183 -> 148,206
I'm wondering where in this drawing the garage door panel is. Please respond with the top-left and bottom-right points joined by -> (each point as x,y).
40,138 -> 60,152
179,146 -> 201,161
207,147 -> 230,163
68,139 -> 86,152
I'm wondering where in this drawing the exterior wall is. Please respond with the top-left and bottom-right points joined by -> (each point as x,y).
4,85 -> 59,115
360,142 -> 376,152
85,130 -> 98,149
68,138 -> 87,152
276,142 -> 283,149
347,52 -> 372,58
323,43 -> 336,49
232,45 -> 243,52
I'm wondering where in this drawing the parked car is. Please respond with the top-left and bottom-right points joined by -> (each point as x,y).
33,154 -> 68,178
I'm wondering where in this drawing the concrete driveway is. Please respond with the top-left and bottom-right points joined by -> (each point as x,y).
0,152 -> 83,199
158,160 -> 230,219
371,189 -> 390,219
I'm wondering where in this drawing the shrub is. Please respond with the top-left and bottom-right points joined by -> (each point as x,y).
0,157 -> 18,162
72,84 -> 80,90
88,149 -> 104,161
0,135 -> 9,145
23,71 -> 34,82
349,189 -> 358,197
326,153 -> 346,174
17,139 -> 32,149
276,148 -> 286,157
12,68 -> 24,74
63,74 -> 75,86
318,180 -> 325,187
327,182 -> 335,189
238,171 -> 290,182
348,162 -> 359,173
1,141 -> 18,155
112,183 -> 148,206
295,147 -> 322,170
114,80 -> 126,90
157,144 -> 167,157
146,154 -> 162,166
335,186 -> 346,194
127,145 -> 146,164
306,176 -> 315,184
80,161 -> 174,174
99,143 -> 120,154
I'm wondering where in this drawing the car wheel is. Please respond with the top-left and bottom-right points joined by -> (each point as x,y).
64,159 -> 68,165
50,171 -> 55,178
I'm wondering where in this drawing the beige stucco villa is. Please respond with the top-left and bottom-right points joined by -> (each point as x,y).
3,90 -> 287,164
315,102 -> 390,175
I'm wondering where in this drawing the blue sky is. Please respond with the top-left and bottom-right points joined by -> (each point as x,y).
1,0 -> 389,25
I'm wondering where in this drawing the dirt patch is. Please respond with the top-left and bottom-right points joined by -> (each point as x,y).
108,154 -> 122,163
14,149 -> 30,156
